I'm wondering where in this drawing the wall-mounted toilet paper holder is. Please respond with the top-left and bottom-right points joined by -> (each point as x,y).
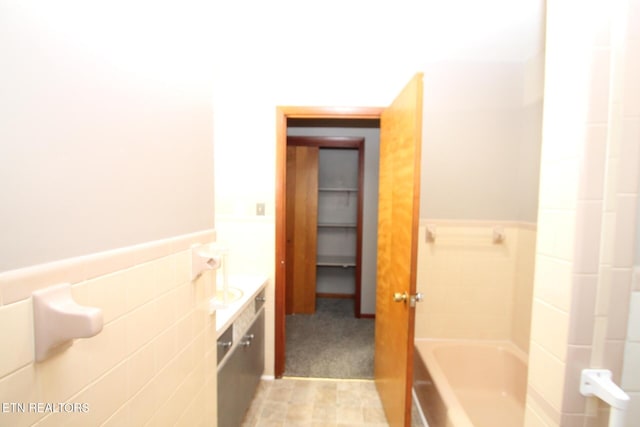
32,284 -> 103,362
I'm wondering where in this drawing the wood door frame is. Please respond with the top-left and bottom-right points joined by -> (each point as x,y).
287,136 -> 365,316
275,106 -> 383,378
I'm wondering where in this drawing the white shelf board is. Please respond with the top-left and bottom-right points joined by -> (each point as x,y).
318,222 -> 357,228
318,187 -> 358,192
317,255 -> 356,267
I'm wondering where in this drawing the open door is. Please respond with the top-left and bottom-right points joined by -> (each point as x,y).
374,73 -> 423,427
285,145 -> 319,314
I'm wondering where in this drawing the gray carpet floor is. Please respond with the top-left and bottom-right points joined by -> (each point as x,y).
285,298 -> 375,379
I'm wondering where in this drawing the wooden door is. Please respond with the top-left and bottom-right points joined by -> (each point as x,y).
374,73 -> 423,427
285,145 -> 319,314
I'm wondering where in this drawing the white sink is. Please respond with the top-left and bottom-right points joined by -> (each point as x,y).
210,275 -> 268,337
212,287 -> 244,304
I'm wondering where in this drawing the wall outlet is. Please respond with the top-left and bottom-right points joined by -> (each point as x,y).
256,202 -> 265,216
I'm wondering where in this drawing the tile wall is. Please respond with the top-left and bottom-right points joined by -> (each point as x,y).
620,0 -> 640,421
415,221 -> 536,352
524,0 -> 640,426
621,272 -> 640,424
0,230 -> 218,427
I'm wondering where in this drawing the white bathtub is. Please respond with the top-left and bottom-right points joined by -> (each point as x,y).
414,340 -> 527,427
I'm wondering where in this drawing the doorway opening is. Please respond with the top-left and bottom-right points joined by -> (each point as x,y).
275,108 -> 383,379
284,122 -> 380,379
276,75 -> 424,427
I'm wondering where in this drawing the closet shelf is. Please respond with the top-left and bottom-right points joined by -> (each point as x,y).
318,222 -> 357,228
317,255 -> 356,267
318,187 -> 358,192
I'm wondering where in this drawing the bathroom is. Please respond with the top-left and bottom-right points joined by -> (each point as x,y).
1,1 -> 640,427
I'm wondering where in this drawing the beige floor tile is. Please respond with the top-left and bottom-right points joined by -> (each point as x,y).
336,405 -> 365,424
286,403 -> 314,422
363,405 -> 387,424
255,421 -> 285,427
259,401 -> 288,421
241,378 -> 424,427
312,402 -> 337,422
267,386 -> 295,402
314,387 -> 337,405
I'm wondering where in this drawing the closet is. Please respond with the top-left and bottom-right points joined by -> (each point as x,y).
285,136 -> 363,315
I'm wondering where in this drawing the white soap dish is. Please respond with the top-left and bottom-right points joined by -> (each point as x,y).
32,284 -> 103,362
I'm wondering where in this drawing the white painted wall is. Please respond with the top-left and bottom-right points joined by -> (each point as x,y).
0,1 -> 215,272
420,58 -> 544,222
211,0 -> 546,264
211,0 -> 545,375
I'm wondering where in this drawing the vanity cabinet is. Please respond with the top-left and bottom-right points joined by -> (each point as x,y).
217,305 -> 265,427
216,325 -> 233,364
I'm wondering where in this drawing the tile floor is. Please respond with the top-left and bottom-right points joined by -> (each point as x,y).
241,377 -> 425,427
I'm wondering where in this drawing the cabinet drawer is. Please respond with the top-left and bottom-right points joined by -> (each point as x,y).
217,311 -> 265,427
217,325 -> 233,365
254,289 -> 266,313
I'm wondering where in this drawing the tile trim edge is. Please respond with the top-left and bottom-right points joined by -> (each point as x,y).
0,229 -> 216,306
419,218 -> 538,230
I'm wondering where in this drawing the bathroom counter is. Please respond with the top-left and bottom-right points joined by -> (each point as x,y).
211,275 -> 268,338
